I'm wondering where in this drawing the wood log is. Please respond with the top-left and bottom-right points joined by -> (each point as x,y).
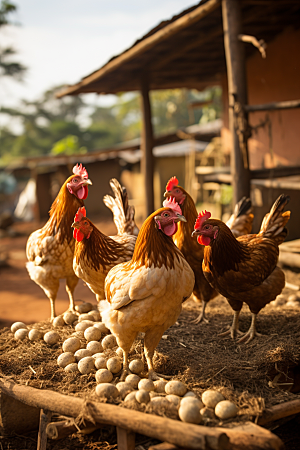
0,377 -> 229,450
46,419 -> 99,440
218,422 -> 284,450
244,99 -> 300,113
257,399 -> 300,426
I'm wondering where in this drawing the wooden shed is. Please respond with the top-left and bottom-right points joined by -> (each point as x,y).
56,0 -> 300,220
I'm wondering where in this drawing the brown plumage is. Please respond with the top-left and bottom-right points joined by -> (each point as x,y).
101,204 -> 195,380
164,176 -> 253,323
72,179 -> 138,302
192,194 -> 291,343
26,164 -> 92,319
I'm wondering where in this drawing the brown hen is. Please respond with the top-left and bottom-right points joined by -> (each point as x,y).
192,194 -> 291,343
164,176 -> 253,323
26,164 -> 92,319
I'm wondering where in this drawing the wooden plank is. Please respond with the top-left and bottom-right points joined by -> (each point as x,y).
0,377 -> 229,450
218,422 -> 284,450
244,99 -> 300,113
37,409 -> 52,450
257,399 -> 300,426
140,75 -> 155,217
117,427 -> 136,450
222,0 -> 251,206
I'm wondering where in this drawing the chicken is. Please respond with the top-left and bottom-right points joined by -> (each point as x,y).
101,198 -> 195,380
72,178 -> 138,302
26,163 -> 92,320
164,176 -> 253,323
192,194 -> 291,344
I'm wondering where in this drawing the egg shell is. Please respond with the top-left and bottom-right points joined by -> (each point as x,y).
116,382 -> 133,399
74,348 -> 92,362
94,357 -> 107,370
165,380 -> 187,397
79,313 -> 95,322
52,316 -> 65,328
11,322 -> 27,333
124,391 -> 138,403
78,356 -> 95,374
166,394 -> 181,406
14,328 -> 29,340
75,320 -> 95,332
202,390 -> 225,408
178,402 -> 202,424
93,322 -> 110,334
84,327 -> 102,342
200,406 -> 216,420
92,352 -> 106,359
87,310 -> 101,321
62,337 -> 81,353
64,363 -> 79,373
63,312 -> 78,325
95,383 -> 119,399
136,389 -> 150,404
28,329 -> 43,341
154,380 -> 167,393
57,352 -> 76,368
138,379 -> 155,392
183,391 -> 197,398
87,340 -> 103,354
215,400 -> 238,420
43,331 -> 60,345
181,397 -> 204,409
115,347 -> 123,358
125,374 -> 141,389
129,359 -> 144,374
101,334 -> 117,350
106,357 -> 122,374
75,302 -> 93,314
95,369 -> 113,384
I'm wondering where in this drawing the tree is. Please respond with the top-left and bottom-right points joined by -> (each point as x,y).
0,1 -> 27,80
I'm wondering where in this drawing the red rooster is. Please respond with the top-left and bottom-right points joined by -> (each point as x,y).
72,179 -> 138,302
164,176 -> 253,323
101,198 -> 195,380
192,194 -> 291,343
26,164 -> 92,320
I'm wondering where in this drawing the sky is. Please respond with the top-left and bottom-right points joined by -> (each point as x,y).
1,0 -> 198,109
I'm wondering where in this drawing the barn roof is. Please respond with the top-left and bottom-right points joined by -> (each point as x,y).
56,0 -> 300,98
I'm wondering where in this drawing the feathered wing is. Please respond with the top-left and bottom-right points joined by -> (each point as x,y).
226,196 -> 254,238
103,178 -> 139,236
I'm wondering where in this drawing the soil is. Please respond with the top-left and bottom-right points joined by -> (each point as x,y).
1,219 -> 300,449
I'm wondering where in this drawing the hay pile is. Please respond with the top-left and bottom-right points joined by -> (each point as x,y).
1,272 -> 300,425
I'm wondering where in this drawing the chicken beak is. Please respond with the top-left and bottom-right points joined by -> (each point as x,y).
176,214 -> 187,223
72,221 -> 79,229
83,178 -> 93,186
191,229 -> 200,238
163,191 -> 170,198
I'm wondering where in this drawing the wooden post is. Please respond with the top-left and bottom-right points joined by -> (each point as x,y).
117,427 -> 136,450
222,0 -> 251,205
37,409 -> 52,450
140,75 -> 155,217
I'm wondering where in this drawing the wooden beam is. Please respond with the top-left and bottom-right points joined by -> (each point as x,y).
244,99 -> 300,113
56,0 -> 221,98
222,0 -> 251,205
140,75 -> 155,217
0,377 -> 230,450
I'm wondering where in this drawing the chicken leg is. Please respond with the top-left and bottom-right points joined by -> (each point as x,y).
65,275 -> 79,313
237,313 -> 262,344
219,310 -> 243,340
144,326 -> 172,381
192,301 -> 209,324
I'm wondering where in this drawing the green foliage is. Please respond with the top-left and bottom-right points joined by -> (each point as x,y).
0,1 -> 27,79
51,135 -> 87,156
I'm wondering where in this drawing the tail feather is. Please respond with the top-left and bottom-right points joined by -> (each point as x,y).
259,194 -> 290,244
103,178 -> 139,236
226,196 -> 254,238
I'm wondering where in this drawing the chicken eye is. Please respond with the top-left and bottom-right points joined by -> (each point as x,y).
204,225 -> 210,230
163,212 -> 170,217
72,178 -> 79,183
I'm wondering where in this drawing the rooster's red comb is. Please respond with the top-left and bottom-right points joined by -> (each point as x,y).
166,176 -> 179,191
73,163 -> 88,179
194,210 -> 211,230
74,206 -> 86,223
162,197 -> 182,215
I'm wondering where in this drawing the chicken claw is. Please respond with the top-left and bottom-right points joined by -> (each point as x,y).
218,311 -> 243,340
236,313 -> 262,344
192,302 -> 209,324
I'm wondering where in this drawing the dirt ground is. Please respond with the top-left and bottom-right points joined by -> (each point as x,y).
1,219 -> 300,449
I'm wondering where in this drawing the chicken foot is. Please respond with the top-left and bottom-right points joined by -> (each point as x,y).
237,313 -> 262,344
144,328 -> 173,381
63,275 -> 79,314
219,310 -> 243,340
192,301 -> 209,324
